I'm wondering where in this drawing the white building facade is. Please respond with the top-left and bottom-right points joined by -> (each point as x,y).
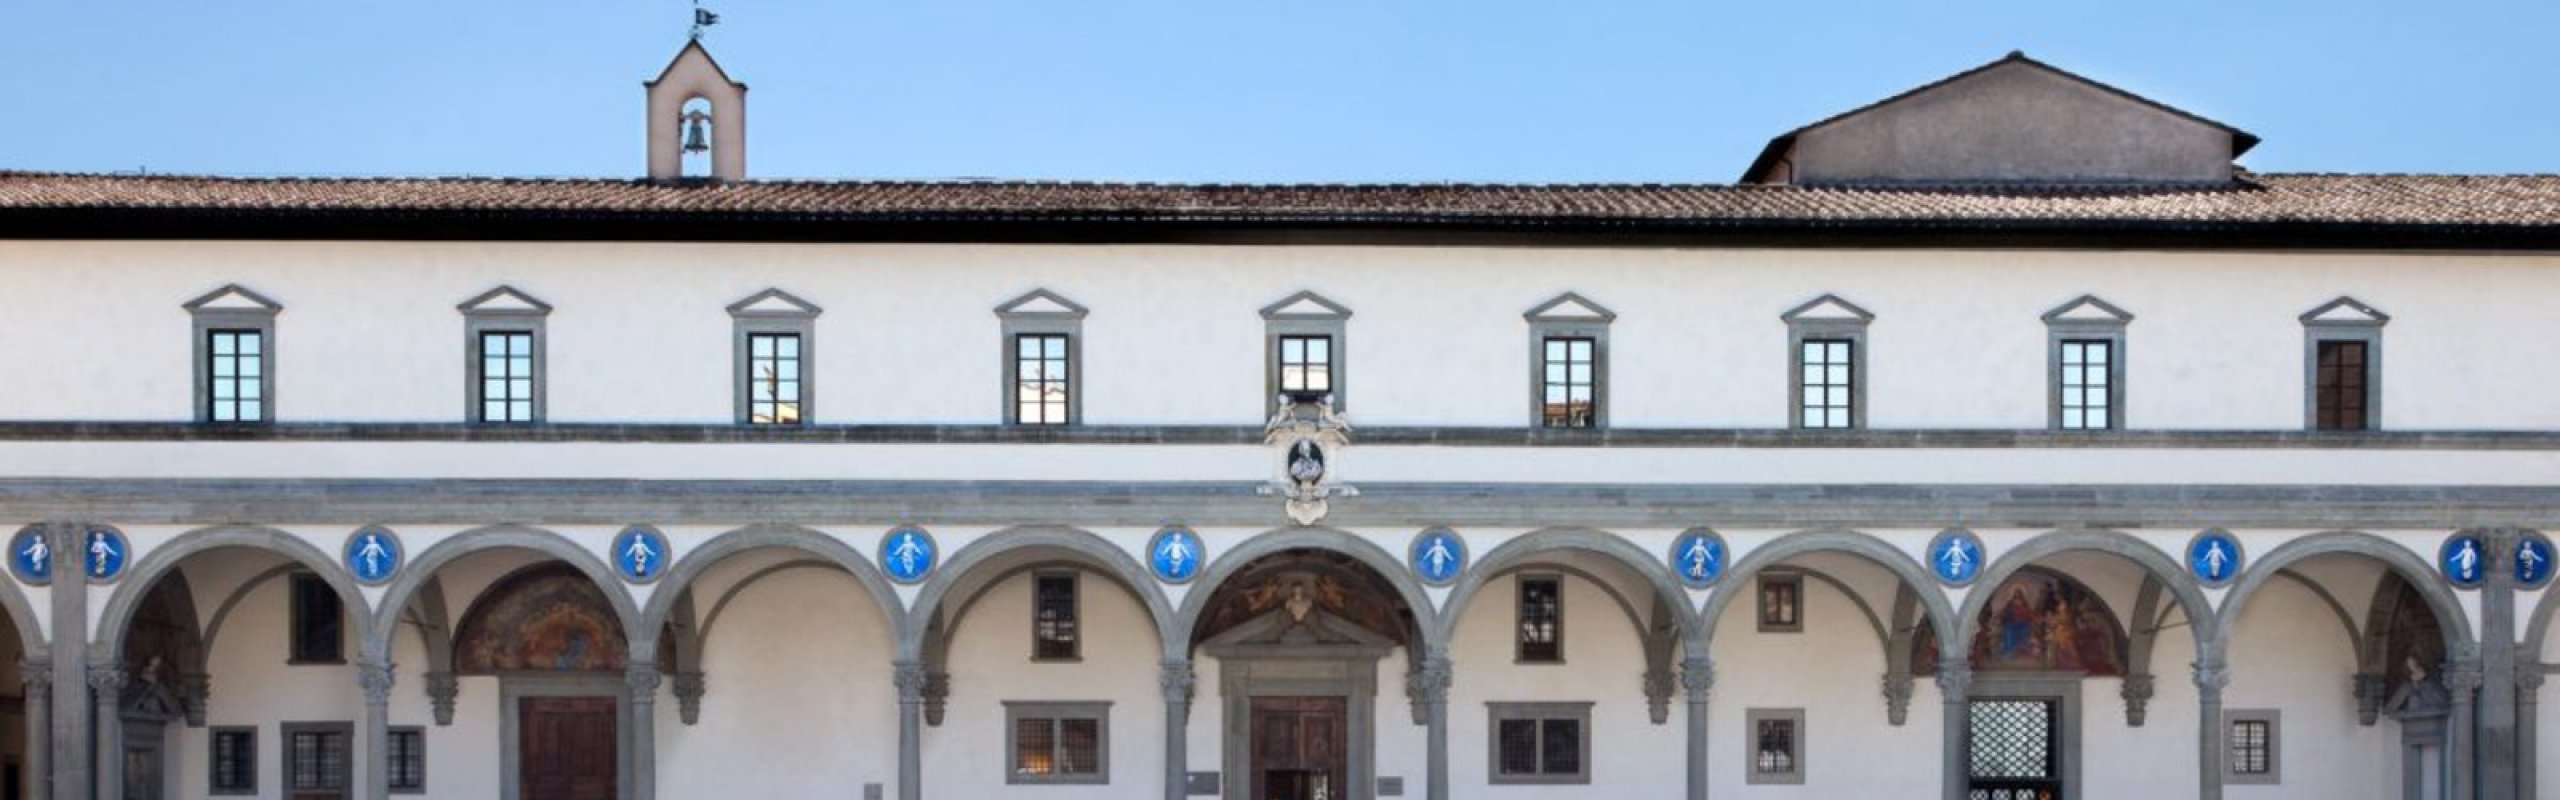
0,47 -> 2552,800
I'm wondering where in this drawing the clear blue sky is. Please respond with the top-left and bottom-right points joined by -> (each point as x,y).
9,0 -> 2556,182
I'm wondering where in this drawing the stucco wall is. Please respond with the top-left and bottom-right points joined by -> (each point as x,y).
1446,573 -> 1680,798
660,564 -> 897,799
2224,577 -> 2396,799
1706,570 -> 1928,797
928,569 -> 1162,799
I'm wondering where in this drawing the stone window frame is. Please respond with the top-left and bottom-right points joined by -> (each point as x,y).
1030,569 -> 1082,663
2300,296 -> 2387,431
1756,571 -> 1804,634
996,289 -> 1089,426
1485,700 -> 1594,785
184,284 -> 283,425
279,721 -> 354,795
2041,295 -> 2133,431
1514,573 -> 1565,664
1781,294 -> 1874,430
208,725 -> 257,796
2223,708 -> 2280,785
286,571 -> 345,665
1524,293 -> 1616,429
1745,707 -> 1807,785
727,288 -> 823,426
1003,700 -> 1112,785
1260,291 -> 1352,415
387,725 -> 428,794
458,286 -> 553,424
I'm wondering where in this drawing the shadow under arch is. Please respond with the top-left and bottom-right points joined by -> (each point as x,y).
365,524 -> 636,661
1172,526 -> 1440,660
642,523 -> 908,655
2217,530 -> 2475,659
900,524 -> 1172,661
95,524 -> 368,660
0,527 -> 48,654
1433,526 -> 1702,650
1955,528 -> 2216,663
1701,528 -> 1958,653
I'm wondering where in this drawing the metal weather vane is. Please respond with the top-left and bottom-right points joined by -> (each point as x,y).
690,0 -> 721,40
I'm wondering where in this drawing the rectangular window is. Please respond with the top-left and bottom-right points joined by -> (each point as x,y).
1015,334 -> 1071,425
745,332 -> 804,425
289,573 -> 343,664
1757,573 -> 1803,633
1799,338 -> 1854,429
1746,709 -> 1807,784
2225,710 -> 2280,784
283,723 -> 351,795
1488,703 -> 1591,784
1006,702 -> 1109,784
1277,334 -> 1334,397
387,727 -> 426,793
1540,337 -> 1596,428
2314,340 -> 2368,431
1032,573 -> 1079,662
2057,339 -> 2113,430
210,726 -> 256,795
1516,577 -> 1562,663
476,331 -> 536,423
206,329 -> 266,423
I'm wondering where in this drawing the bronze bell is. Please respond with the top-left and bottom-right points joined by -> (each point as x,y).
681,112 -> 711,154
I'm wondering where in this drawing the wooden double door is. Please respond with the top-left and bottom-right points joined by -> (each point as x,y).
1250,696 -> 1347,800
521,697 -> 618,800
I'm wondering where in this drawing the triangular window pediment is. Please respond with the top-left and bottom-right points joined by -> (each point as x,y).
726,288 -> 822,317
2040,294 -> 2135,324
1260,291 -> 1353,321
994,289 -> 1089,319
457,285 -> 554,315
180,284 -> 282,313
2300,296 -> 2390,325
1523,292 -> 1616,323
1779,293 -> 1875,323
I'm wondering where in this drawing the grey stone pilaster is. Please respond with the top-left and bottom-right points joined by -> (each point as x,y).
47,524 -> 85,800
1938,663 -> 1971,800
1681,657 -> 1712,800
424,670 -> 459,726
358,660 -> 394,800
2194,660 -> 2228,800
1410,653 -> 1451,800
177,671 -> 209,728
18,658 -> 45,800
87,664 -> 124,800
1160,660 -> 1194,800
2482,530 -> 2520,800
2119,673 -> 2155,727
1883,671 -> 1914,727
2354,671 -> 2389,726
672,671 -> 705,726
2520,669 -> 2543,800
2450,660 -> 2482,800
921,670 -> 948,727
894,660 -> 926,800
626,663 -> 661,800
1644,667 -> 1675,725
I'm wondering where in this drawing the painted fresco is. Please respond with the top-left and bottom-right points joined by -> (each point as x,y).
1193,551 -> 1413,647
1914,569 -> 2125,676
2374,575 -> 2446,699
455,564 -> 629,673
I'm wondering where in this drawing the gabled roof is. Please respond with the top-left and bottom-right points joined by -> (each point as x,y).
645,40 -> 745,89
1741,51 -> 2260,184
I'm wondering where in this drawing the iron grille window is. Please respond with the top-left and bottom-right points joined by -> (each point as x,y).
1277,334 -> 1334,396
1968,699 -> 2059,798
288,573 -> 343,663
1754,717 -> 1797,775
2314,340 -> 2369,430
2057,339 -> 2113,430
1032,573 -> 1079,661
206,329 -> 266,422
210,727 -> 256,794
1007,704 -> 1108,783
1799,338 -> 1855,429
477,331 -> 536,423
745,333 -> 804,425
1015,334 -> 1071,425
286,725 -> 350,792
1540,337 -> 1597,428
1516,577 -> 1562,663
387,727 -> 426,793
2229,719 -> 2270,774
1495,717 -> 1583,778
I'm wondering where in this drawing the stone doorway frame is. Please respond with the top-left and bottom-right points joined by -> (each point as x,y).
1964,672 -> 2083,800
497,673 -> 631,800
1203,609 -> 1395,800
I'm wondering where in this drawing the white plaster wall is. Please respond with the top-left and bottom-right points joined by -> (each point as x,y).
659,565 -> 898,799
2083,624 -> 2197,800
188,561 -> 371,800
2224,578 -> 2395,800
1,241 -> 2554,430
928,570 -> 1162,799
1446,574 -> 1679,799
1706,569 -> 1928,797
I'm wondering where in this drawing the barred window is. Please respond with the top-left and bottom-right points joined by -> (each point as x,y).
1006,702 -> 1110,784
2058,339 -> 2113,430
1746,708 -> 1806,784
1032,572 -> 1079,661
284,723 -> 351,793
2225,710 -> 2280,784
1015,334 -> 1071,425
477,331 -> 536,423
1516,577 -> 1562,663
210,727 -> 256,795
388,726 -> 427,793
745,332 -> 804,425
1277,334 -> 1334,397
1799,338 -> 1855,429
1540,337 -> 1597,428
1488,703 -> 1591,784
206,330 -> 266,423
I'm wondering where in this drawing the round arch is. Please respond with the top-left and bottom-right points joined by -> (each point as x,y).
365,524 -> 635,662
0,529 -> 46,655
1432,527 -> 1702,650
1957,528 -> 2215,664
641,523 -> 907,655
1700,528 -> 1957,653
1172,526 -> 1440,659
94,524 -> 368,659
900,525 -> 1172,661
2217,530 -> 2474,659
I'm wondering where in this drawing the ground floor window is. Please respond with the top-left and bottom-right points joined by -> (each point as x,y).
209,727 -> 256,795
387,726 -> 427,793
282,722 -> 351,797
1487,701 -> 1590,784
2225,709 -> 2281,784
1005,701 -> 1109,784
1746,708 -> 1806,784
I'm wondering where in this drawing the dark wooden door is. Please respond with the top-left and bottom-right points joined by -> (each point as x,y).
521,697 -> 618,800
1250,696 -> 1347,800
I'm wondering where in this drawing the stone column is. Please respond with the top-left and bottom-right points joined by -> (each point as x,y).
1160,660 -> 1194,800
894,660 -> 927,800
358,660 -> 395,800
2451,661 -> 2483,800
2519,669 -> 2542,800
1681,657 -> 1712,800
626,662 -> 661,800
18,658 -> 46,800
1937,662 -> 1971,800
2194,659 -> 2229,800
2484,530 -> 2521,800
46,524 -> 87,800
1409,653 -> 1452,800
87,664 -> 124,800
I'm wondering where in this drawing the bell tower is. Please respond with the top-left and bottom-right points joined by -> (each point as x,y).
645,38 -> 747,181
